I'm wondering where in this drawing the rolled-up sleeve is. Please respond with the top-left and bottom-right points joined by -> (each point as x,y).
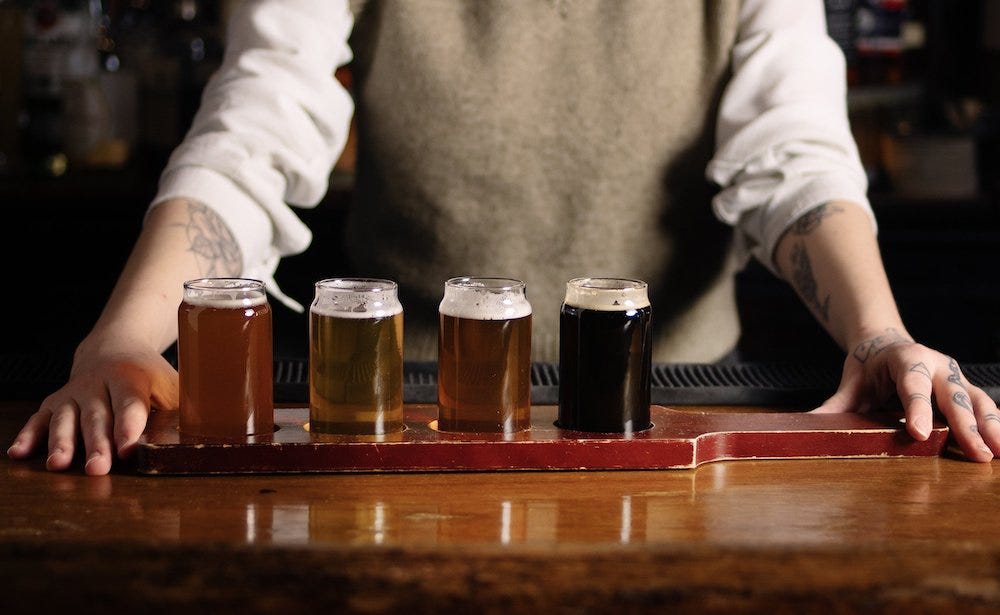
706,0 -> 875,275
150,0 -> 355,306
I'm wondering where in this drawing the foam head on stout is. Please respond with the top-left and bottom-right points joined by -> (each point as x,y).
309,278 -> 404,435
558,277 -> 652,434
437,277 -> 532,433
178,278 -> 273,440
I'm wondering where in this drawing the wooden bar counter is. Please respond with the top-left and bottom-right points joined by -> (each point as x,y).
2,399 -> 999,613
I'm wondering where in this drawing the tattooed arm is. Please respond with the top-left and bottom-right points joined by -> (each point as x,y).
7,198 -> 242,475
772,200 -> 999,462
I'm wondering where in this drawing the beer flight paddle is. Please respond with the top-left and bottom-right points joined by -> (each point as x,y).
152,275 -> 949,475
134,404 -> 949,475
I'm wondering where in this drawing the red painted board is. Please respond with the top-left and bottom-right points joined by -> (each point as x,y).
134,405 -> 949,475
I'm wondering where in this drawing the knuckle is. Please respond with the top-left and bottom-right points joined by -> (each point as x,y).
114,395 -> 145,413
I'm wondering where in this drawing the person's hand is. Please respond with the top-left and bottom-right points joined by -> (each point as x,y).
6,339 -> 179,475
814,327 -> 999,462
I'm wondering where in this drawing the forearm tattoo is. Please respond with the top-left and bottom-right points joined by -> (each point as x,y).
789,203 -> 845,235
785,203 -> 844,323
852,328 -> 912,363
174,200 -> 241,277
790,243 -> 830,322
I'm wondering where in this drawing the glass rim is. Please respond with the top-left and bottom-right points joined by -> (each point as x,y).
315,277 -> 398,292
183,277 -> 265,291
567,277 -> 647,291
445,276 -> 526,291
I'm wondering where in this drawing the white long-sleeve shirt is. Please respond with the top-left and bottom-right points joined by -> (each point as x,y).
150,0 -> 873,361
708,0 -> 874,274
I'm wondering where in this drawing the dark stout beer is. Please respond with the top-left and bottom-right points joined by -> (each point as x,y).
178,278 -> 273,440
437,277 -> 532,433
558,278 -> 652,433
309,278 -> 404,435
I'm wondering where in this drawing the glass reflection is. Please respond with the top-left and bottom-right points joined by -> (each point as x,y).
11,456 -> 998,550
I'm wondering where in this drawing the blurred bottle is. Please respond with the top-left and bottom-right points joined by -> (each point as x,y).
0,3 -> 26,176
161,0 -> 223,133
21,0 -> 71,177
854,0 -> 925,86
825,0 -> 859,85
20,0 -> 111,177
61,0 -> 114,170
110,0 -> 222,164
825,0 -> 928,87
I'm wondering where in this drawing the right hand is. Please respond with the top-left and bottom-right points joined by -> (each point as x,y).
7,339 -> 179,476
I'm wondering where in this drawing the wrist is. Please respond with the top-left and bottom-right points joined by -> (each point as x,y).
844,325 -> 913,360
75,323 -> 169,363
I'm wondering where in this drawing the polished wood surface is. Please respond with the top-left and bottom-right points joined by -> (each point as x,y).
2,399 -> 999,613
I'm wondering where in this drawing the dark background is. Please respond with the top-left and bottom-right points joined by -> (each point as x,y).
1,0 -> 998,370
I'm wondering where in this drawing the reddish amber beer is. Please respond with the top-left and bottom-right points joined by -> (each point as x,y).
437,277 -> 532,433
309,278 -> 404,435
178,278 -> 273,440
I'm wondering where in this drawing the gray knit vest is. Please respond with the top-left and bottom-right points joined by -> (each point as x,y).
345,0 -> 743,363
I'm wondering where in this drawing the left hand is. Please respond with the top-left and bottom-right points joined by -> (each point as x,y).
813,327 -> 999,462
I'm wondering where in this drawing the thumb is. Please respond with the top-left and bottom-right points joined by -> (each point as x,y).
811,387 -> 855,414
811,369 -> 867,414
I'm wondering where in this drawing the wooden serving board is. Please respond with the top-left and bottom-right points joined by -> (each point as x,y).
134,405 -> 949,475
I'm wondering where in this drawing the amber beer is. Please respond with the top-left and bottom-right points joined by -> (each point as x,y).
437,277 -> 532,433
178,278 -> 273,440
309,278 -> 404,435
558,277 -> 652,433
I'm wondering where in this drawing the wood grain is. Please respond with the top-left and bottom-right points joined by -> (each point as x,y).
2,400 -> 997,613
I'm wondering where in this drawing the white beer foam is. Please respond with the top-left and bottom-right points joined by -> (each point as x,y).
311,279 -> 402,319
563,278 -> 650,311
184,294 -> 268,309
311,294 -> 403,319
439,278 -> 532,320
183,279 -> 268,309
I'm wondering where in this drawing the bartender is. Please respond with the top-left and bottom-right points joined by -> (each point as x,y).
7,0 -> 998,474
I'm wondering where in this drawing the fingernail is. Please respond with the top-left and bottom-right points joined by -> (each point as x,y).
117,439 -> 133,456
84,452 -> 102,468
6,443 -> 18,457
45,446 -> 66,466
911,417 -> 930,439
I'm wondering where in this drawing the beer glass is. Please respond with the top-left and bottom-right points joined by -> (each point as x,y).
309,278 -> 404,435
437,277 -> 532,433
558,277 -> 652,433
178,278 -> 273,440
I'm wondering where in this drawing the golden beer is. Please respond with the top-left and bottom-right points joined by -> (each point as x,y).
437,277 -> 532,433
309,278 -> 404,435
178,278 -> 273,440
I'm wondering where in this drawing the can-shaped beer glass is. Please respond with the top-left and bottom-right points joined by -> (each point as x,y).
558,277 -> 652,433
437,277 -> 532,433
178,278 -> 274,440
309,278 -> 404,435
